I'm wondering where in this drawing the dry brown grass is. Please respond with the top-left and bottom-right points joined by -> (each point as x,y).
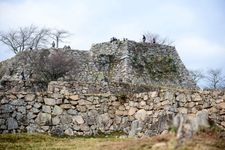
0,130 -> 224,150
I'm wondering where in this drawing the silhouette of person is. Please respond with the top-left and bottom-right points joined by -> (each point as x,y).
52,41 -> 55,48
142,35 -> 146,43
153,38 -> 156,43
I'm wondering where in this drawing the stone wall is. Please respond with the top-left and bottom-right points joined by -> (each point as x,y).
0,84 -> 224,136
0,40 -> 197,90
90,40 -> 196,89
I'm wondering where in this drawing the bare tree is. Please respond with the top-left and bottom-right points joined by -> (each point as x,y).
31,28 -> 50,49
142,32 -> 174,45
205,69 -> 224,90
31,49 -> 78,82
189,69 -> 204,84
0,25 -> 50,53
50,30 -> 70,48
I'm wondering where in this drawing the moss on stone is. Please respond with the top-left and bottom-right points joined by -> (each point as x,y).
130,53 -> 178,80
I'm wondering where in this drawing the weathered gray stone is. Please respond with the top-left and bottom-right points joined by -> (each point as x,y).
60,104 -> 72,109
0,125 -> 7,130
78,99 -> 92,105
164,91 -> 174,100
27,112 -> 36,119
67,109 -> 77,115
118,105 -> 125,111
60,114 -> 72,124
42,105 -> 51,113
64,99 -> 70,104
161,100 -> 169,106
16,113 -> 23,121
135,109 -> 147,121
139,101 -> 146,107
195,109 -> 210,130
97,113 -> 112,130
80,124 -> 89,131
110,95 -> 117,101
192,94 -> 202,101
17,94 -> 25,99
221,121 -> 225,127
34,102 -> 42,109
17,106 -> 26,114
7,94 -> 17,99
150,91 -> 158,98
218,102 -> 225,109
129,120 -> 142,137
143,95 -> 148,100
188,102 -> 195,108
73,115 -> 84,124
7,117 -> 18,130
10,99 -> 26,106
0,104 -> 15,113
26,105 -> 32,109
31,107 -> 40,114
176,94 -> 186,102
0,119 -> 5,125
73,124 -> 80,131
76,105 -> 86,112
70,101 -> 78,105
52,105 -> 63,115
128,107 -> 137,116
44,98 -> 56,106
41,126 -> 49,131
1,98 -> 9,104
178,107 -> 188,114
52,93 -> 63,99
35,113 -> 52,126
25,94 -> 36,101
52,116 -> 60,125
37,97 -> 44,103
70,95 -> 79,101
55,99 -> 63,104
65,128 -> 74,136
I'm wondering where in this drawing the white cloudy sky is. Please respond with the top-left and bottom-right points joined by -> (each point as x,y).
0,0 -> 225,73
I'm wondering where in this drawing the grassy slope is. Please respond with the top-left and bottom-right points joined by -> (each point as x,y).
0,129 -> 225,150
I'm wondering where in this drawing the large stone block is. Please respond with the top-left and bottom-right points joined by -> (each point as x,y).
52,116 -> 60,125
35,113 -> 52,126
129,120 -> 142,137
10,99 -> 26,106
128,107 -> 137,116
0,104 -> 15,113
218,102 -> 225,109
7,117 -> 18,130
52,105 -> 63,115
176,94 -> 186,103
69,95 -> 79,101
42,105 -> 51,113
25,94 -> 36,101
65,128 -> 74,136
135,109 -> 147,121
73,115 -> 84,124
44,98 -> 56,106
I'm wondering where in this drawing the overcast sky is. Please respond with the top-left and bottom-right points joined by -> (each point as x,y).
0,0 -> 225,75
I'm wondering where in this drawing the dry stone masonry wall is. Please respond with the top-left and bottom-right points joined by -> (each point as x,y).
0,39 -> 221,137
0,40 -> 197,90
0,82 -> 224,136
